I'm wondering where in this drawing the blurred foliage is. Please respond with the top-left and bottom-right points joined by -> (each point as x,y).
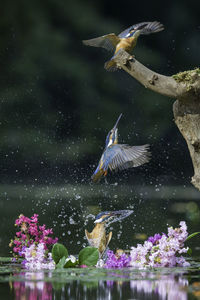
0,0 -> 199,183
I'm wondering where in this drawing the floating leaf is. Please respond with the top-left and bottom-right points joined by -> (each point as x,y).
186,232 -> 200,242
78,247 -> 99,266
52,243 -> 68,264
0,257 -> 14,263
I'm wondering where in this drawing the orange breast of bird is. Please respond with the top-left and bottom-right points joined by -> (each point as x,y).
115,37 -> 137,54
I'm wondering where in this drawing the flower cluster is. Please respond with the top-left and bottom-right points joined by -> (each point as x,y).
130,221 -> 190,268
23,243 -> 55,270
9,214 -> 58,258
104,250 -> 131,268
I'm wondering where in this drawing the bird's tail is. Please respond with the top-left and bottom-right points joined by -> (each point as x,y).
140,21 -> 164,35
91,168 -> 105,183
92,164 -> 108,183
104,59 -> 118,72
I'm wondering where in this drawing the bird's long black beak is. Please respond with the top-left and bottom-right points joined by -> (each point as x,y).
113,113 -> 122,131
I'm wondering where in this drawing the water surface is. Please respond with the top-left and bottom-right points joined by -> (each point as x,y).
0,183 -> 200,299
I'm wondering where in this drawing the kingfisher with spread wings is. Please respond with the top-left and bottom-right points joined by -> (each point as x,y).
92,113 -> 151,183
85,210 -> 133,256
83,21 -> 164,71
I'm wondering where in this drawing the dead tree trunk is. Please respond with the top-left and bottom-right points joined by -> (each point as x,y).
114,49 -> 200,191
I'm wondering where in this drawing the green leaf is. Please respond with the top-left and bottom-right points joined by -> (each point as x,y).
187,248 -> 192,256
56,256 -> 67,269
186,232 -> 200,241
78,247 -> 99,266
52,243 -> 68,264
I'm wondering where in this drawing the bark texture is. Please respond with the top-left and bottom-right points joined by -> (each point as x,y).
114,49 -> 200,191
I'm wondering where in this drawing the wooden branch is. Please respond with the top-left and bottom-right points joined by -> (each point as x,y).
113,49 -> 200,100
114,49 -> 200,191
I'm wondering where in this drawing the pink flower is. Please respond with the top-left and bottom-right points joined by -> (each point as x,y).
13,247 -> 19,253
10,213 -> 58,260
13,240 -> 21,246
31,214 -> 38,223
21,234 -> 27,241
80,265 -> 88,268
39,225 -> 46,231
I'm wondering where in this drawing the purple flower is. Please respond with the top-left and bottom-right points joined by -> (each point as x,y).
148,233 -> 162,244
130,221 -> 190,268
23,243 -> 55,270
105,250 -> 131,269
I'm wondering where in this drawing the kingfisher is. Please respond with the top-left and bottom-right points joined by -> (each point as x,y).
92,113 -> 151,183
83,21 -> 164,71
85,210 -> 133,256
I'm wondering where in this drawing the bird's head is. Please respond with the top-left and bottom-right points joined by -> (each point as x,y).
105,113 -> 122,148
94,212 -> 114,224
94,210 -> 133,225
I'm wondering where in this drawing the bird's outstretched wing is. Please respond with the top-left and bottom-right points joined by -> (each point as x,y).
118,21 -> 164,38
99,231 -> 112,258
107,144 -> 151,171
106,231 -> 112,248
83,33 -> 120,52
139,21 -> 164,35
85,229 -> 97,247
85,229 -> 92,242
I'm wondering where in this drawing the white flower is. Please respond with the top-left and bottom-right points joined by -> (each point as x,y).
65,255 -> 77,264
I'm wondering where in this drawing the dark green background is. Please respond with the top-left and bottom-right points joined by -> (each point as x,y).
0,0 -> 199,184
0,0 -> 200,257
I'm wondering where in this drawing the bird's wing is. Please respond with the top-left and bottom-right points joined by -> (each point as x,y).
83,33 -> 120,52
100,148 -> 118,171
108,144 -> 151,171
139,21 -> 164,35
85,229 -> 93,246
106,231 -> 112,248
118,21 -> 164,38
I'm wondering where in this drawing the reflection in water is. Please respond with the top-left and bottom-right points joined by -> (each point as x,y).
11,271 -> 189,300
130,274 -> 188,300
13,272 -> 52,300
